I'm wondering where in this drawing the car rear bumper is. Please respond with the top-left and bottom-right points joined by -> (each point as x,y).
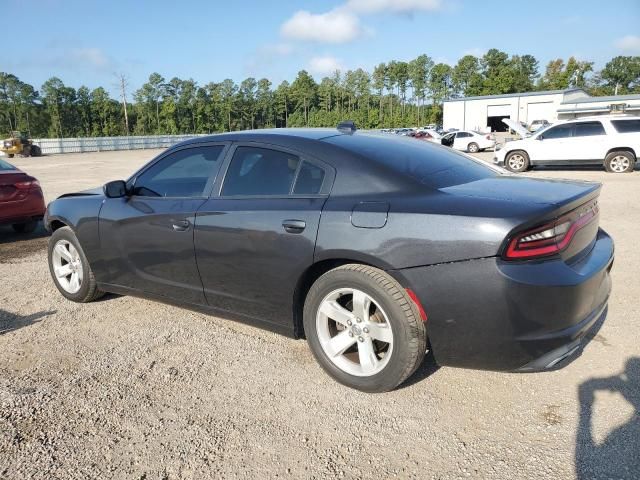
390,228 -> 614,371
0,188 -> 46,225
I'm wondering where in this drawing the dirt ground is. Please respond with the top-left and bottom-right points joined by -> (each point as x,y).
0,148 -> 638,479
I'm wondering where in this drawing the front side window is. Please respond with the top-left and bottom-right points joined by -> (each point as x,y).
574,121 -> 605,137
222,147 -> 300,196
133,145 -> 224,197
541,124 -> 573,140
611,119 -> 640,133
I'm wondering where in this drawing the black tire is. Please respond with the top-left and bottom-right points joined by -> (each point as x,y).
505,150 -> 530,173
48,226 -> 104,303
12,220 -> 38,233
8,154 -> 14,158
303,264 -> 427,392
604,151 -> 635,173
467,142 -> 479,153
30,145 -> 42,157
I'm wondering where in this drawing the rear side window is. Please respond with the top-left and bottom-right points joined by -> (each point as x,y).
294,161 -> 325,194
326,134 -> 498,189
222,147 -> 300,196
574,121 -> 605,137
457,132 -> 471,138
0,159 -> 16,171
542,124 -> 573,139
611,119 -> 640,133
133,145 -> 224,197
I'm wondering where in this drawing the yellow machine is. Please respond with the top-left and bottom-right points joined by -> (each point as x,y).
1,131 -> 41,158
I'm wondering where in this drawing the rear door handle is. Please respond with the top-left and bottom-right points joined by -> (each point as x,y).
172,219 -> 191,231
282,219 -> 306,233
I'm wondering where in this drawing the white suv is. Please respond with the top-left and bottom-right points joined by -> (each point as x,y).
494,115 -> 640,173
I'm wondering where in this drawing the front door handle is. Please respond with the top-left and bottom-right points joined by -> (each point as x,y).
282,219 -> 306,233
172,219 -> 191,231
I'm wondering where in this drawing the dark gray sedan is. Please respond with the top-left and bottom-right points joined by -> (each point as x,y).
44,126 -> 613,392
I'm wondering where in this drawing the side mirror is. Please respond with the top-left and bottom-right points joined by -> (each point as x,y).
536,135 -> 544,141
104,180 -> 128,198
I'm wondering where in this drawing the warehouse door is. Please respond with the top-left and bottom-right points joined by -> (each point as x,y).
487,104 -> 511,132
526,102 -> 552,123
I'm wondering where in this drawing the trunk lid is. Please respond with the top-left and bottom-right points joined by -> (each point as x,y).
0,171 -> 29,202
442,176 -> 601,262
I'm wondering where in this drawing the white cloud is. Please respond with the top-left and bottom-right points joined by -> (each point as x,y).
345,0 -> 442,14
280,9 -> 363,44
308,56 -> 344,76
70,48 -> 111,69
615,35 -> 640,53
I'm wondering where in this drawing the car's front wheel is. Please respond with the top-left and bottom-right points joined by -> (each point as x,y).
48,226 -> 104,303
505,150 -> 530,173
304,264 -> 427,392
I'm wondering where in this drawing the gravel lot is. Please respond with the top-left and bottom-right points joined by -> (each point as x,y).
1,148 -> 638,479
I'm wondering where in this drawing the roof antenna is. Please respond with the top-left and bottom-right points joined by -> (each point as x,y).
337,120 -> 357,134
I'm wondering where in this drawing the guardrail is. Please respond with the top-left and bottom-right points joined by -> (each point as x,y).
31,134 -> 210,155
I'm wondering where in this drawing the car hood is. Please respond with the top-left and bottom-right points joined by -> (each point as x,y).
502,118 -> 530,138
440,176 -> 600,206
57,186 -> 104,199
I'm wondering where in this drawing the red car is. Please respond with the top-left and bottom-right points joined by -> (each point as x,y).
0,157 -> 45,233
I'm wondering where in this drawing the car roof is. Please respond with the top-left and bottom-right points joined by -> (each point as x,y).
553,114 -> 640,125
178,128 -> 342,146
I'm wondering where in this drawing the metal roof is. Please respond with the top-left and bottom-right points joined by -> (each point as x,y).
560,93 -> 640,104
443,88 -> 586,103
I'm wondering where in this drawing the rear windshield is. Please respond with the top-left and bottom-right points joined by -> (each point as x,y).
0,158 -> 16,171
326,133 -> 499,189
611,119 -> 640,133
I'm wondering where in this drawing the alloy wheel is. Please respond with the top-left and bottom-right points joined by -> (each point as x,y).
610,155 -> 630,173
51,240 -> 83,294
508,154 -> 526,171
316,288 -> 394,377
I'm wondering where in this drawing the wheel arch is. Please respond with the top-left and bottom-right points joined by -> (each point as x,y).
605,147 -> 636,160
292,257 -> 384,338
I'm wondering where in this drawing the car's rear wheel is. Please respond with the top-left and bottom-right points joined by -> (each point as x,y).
12,220 -> 38,233
604,151 -> 634,173
48,226 -> 104,303
505,150 -> 530,173
303,264 -> 427,392
467,142 -> 479,153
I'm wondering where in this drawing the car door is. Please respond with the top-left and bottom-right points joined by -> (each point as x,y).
528,123 -> 575,164
570,121 -> 607,162
194,143 -> 333,328
453,132 -> 470,150
98,143 -> 228,304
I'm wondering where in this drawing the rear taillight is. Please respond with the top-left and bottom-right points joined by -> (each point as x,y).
14,179 -> 39,189
486,134 -> 492,140
504,200 -> 599,260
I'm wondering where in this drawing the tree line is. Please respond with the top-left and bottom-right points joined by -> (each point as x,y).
1,50 -> 639,138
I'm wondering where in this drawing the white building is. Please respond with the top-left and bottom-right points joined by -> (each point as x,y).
443,89 -> 640,132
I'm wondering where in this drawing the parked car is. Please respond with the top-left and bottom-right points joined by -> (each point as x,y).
0,158 -> 46,233
495,115 -> 640,173
441,130 -> 496,153
395,128 -> 414,136
529,119 -> 550,132
45,126 -> 613,392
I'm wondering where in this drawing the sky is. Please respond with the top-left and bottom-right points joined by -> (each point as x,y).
3,0 -> 640,97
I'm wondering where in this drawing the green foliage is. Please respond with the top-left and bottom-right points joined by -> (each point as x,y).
0,52 -> 638,138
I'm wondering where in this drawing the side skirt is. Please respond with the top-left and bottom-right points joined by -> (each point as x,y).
97,282 -> 298,338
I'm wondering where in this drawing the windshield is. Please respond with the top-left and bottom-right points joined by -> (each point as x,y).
0,158 -> 16,171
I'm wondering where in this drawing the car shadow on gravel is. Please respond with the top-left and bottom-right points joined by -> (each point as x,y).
0,309 -> 56,335
0,223 -> 49,263
575,357 -> 640,479
397,351 -> 441,390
